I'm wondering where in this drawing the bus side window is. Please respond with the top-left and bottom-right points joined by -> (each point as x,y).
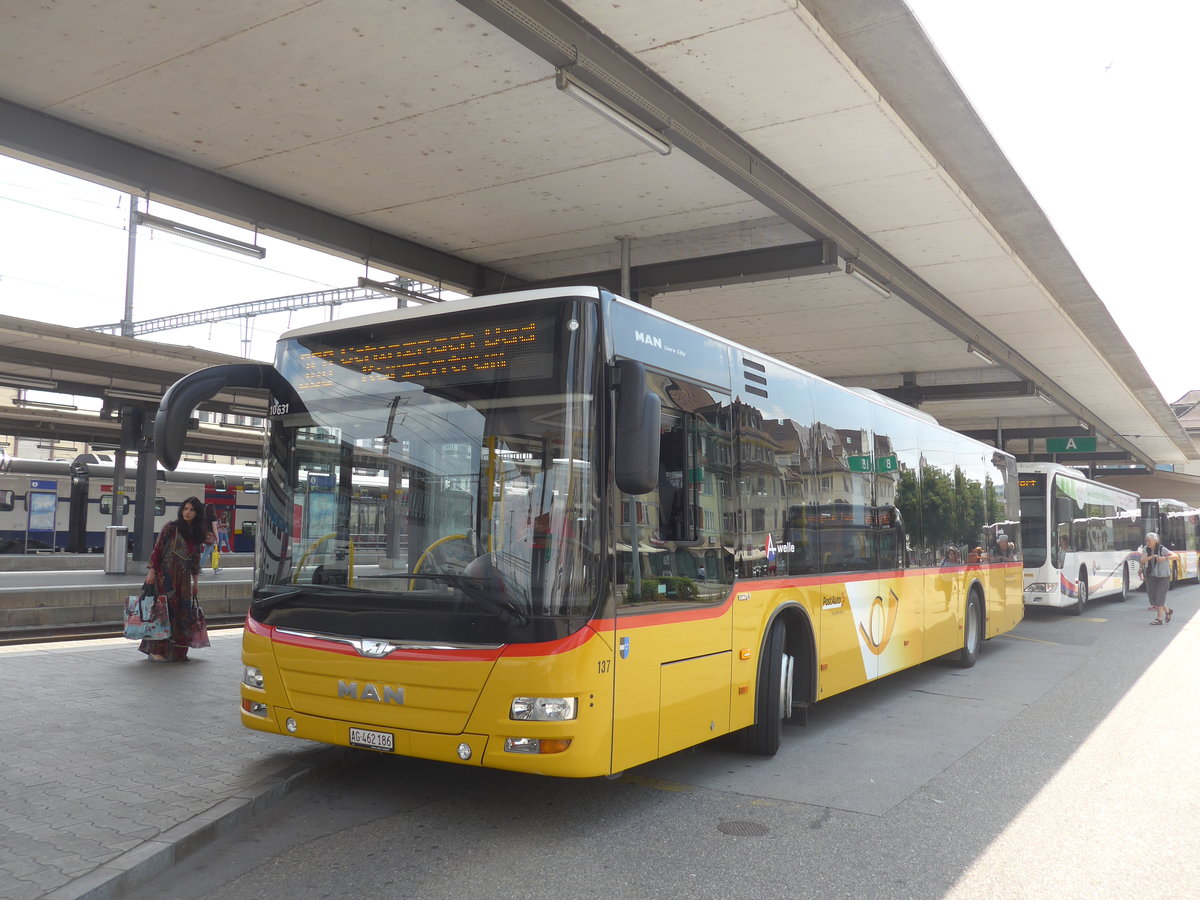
154,498 -> 166,516
657,417 -> 698,544
0,489 -> 13,512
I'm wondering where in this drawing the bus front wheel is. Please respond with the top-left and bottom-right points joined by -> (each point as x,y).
1118,567 -> 1129,602
737,619 -> 793,756
1067,571 -> 1088,616
956,589 -> 982,668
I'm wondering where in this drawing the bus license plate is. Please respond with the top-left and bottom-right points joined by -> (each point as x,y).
349,727 -> 394,752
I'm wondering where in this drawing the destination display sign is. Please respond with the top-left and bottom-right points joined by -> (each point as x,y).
294,315 -> 554,391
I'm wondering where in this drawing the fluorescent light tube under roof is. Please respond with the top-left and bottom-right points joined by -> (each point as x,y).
106,388 -> 163,403
16,398 -> 78,411
845,261 -> 891,298
966,343 -> 995,365
555,70 -> 671,156
1,375 -> 59,390
134,212 -> 266,259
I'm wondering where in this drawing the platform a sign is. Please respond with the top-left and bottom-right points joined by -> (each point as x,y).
1046,437 -> 1097,453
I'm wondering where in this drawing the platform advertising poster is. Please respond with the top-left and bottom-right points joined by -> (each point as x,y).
27,482 -> 58,536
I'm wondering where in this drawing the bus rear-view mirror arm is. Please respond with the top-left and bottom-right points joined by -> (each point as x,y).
613,359 -> 659,496
153,363 -> 305,470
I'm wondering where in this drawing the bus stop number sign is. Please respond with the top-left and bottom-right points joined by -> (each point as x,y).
1046,437 -> 1097,453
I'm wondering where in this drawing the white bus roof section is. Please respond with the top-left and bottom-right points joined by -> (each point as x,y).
0,0 -> 1190,468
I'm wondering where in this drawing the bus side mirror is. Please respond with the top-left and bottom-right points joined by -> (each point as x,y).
613,359 -> 660,496
154,363 -> 305,469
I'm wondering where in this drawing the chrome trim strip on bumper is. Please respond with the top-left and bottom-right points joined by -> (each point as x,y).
274,627 -> 505,654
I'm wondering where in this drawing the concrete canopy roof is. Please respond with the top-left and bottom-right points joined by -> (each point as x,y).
0,0 -> 1190,467
0,316 -> 266,457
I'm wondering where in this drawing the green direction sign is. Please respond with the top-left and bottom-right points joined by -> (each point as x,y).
848,454 -> 898,473
1046,436 -> 1097,453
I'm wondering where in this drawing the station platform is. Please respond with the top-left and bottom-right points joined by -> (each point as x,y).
2,630 -> 351,900
0,555 -> 253,641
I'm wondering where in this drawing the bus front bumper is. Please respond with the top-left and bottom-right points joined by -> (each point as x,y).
242,702 -> 492,767
1024,583 -> 1066,607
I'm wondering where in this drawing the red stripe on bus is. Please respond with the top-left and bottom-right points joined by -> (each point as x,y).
499,626 -> 601,658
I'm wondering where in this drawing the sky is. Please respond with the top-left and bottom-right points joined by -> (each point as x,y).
905,0 -> 1199,403
0,159 -> 411,362
1,1 -> 1197,401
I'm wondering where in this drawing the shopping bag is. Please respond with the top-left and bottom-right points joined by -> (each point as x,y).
183,595 -> 211,649
211,547 -> 220,571
123,585 -> 170,641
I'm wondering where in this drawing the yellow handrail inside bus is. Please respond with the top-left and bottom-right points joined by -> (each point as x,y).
407,532 -> 467,588
485,436 -> 496,553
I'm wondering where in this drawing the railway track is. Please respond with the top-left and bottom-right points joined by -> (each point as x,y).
0,614 -> 247,647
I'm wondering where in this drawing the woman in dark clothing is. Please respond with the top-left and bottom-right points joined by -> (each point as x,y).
140,496 -> 207,661
1139,532 -> 1179,626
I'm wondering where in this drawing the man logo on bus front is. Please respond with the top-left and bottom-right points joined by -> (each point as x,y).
355,639 -> 396,658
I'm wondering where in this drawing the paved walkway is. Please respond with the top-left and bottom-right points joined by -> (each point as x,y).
1,631 -> 348,900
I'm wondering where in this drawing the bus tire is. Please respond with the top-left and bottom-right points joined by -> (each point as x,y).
1067,571 -> 1087,616
737,619 -> 793,756
956,588 -> 983,668
1118,567 -> 1129,602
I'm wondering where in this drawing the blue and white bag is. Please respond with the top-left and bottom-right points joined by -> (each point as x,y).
123,585 -> 170,641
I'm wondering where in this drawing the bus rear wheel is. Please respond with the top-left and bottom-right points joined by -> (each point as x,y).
737,619 -> 793,756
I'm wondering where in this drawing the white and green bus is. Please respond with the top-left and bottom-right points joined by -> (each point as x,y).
1019,463 -> 1143,614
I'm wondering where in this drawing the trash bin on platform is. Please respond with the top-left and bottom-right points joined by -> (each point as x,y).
104,525 -> 128,574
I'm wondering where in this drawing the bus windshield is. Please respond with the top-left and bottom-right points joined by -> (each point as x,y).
257,298 -> 602,638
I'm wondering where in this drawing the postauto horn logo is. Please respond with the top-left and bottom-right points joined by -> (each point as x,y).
858,589 -> 901,656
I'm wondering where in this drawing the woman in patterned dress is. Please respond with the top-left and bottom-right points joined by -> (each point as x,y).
140,496 -> 207,662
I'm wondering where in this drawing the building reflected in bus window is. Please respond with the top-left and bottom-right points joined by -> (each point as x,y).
616,374 -> 734,608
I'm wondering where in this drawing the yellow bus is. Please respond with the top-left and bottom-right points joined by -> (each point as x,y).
154,286 -> 1024,777
1140,498 -> 1200,584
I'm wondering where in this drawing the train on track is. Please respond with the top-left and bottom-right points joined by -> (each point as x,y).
0,453 -> 262,554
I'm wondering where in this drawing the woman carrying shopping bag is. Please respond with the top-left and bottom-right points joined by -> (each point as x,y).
139,496 -> 210,662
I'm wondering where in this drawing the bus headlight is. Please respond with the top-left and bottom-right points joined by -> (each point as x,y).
510,696 -> 577,721
1024,583 -> 1057,593
243,665 -> 265,689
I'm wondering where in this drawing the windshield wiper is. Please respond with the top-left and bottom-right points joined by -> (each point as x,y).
399,572 -> 529,624
256,575 -> 529,625
252,584 -> 382,613
251,587 -> 306,613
